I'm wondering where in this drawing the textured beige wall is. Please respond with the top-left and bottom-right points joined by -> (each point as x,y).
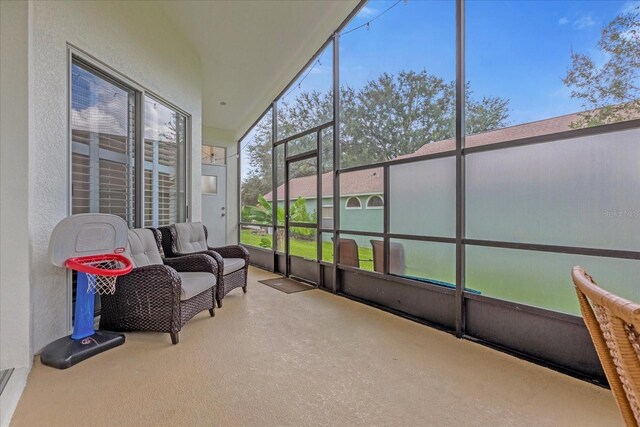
1,2 -> 32,424
29,0 -> 203,352
1,0 -> 31,371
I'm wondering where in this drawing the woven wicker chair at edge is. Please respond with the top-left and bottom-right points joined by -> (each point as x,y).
572,266 -> 640,427
159,224 -> 249,308
100,229 -> 217,345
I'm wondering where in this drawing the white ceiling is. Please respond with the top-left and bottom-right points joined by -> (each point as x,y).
156,0 -> 359,140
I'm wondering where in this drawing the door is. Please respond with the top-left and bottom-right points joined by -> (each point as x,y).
284,154 -> 319,281
201,164 -> 226,246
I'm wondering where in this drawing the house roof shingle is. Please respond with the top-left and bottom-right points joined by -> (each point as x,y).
265,111 -> 626,201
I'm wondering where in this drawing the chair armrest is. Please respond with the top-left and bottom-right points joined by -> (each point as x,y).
169,249 -> 224,266
163,254 -> 220,277
100,264 -> 182,332
207,245 -> 249,261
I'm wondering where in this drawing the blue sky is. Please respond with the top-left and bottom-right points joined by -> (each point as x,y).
243,0 -> 638,180
280,0 -> 636,127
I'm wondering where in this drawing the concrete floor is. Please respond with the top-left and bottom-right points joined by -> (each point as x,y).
12,266 -> 621,426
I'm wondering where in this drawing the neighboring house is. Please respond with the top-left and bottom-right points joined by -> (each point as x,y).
264,111 -> 590,239
264,167 -> 384,232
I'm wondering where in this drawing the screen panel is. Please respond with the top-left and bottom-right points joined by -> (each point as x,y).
389,239 -> 456,289
339,167 -> 384,233
466,128 -> 640,251
466,245 -> 640,316
240,109 -> 273,226
390,156 -> 455,238
240,225 -> 272,250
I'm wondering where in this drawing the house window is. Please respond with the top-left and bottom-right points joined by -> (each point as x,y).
366,195 -> 384,209
322,205 -> 333,229
322,205 -> 334,219
201,176 -> 218,194
71,57 -> 188,229
143,97 -> 187,227
71,61 -> 136,226
202,146 -> 225,165
345,197 -> 362,209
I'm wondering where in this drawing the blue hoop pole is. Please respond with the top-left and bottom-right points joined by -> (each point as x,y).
71,272 -> 95,340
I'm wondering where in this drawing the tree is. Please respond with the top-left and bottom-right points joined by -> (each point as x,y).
240,91 -> 333,207
563,4 -> 640,128
241,68 -> 510,207
241,195 -> 316,248
340,71 -> 457,166
241,194 -> 316,226
340,71 -> 509,166
241,114 -> 273,207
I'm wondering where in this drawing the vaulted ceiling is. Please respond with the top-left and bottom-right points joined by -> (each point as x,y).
156,0 -> 359,140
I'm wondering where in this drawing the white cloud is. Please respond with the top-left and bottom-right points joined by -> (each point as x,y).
574,15 -> 596,29
358,6 -> 378,19
72,99 -> 175,141
144,102 -> 176,141
558,17 -> 569,25
72,106 -> 127,136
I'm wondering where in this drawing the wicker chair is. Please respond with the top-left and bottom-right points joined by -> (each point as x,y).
158,222 -> 249,308
100,228 -> 218,345
572,266 -> 640,426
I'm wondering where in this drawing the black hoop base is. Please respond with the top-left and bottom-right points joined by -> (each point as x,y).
40,331 -> 125,369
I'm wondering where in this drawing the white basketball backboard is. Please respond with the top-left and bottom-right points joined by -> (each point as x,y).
49,214 -> 129,267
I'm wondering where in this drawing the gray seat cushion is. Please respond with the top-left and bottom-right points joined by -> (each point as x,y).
172,222 -> 208,254
178,272 -> 216,301
127,229 -> 163,267
223,258 -> 245,276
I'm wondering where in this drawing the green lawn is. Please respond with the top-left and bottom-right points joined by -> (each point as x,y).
240,228 -> 373,271
240,228 -> 607,317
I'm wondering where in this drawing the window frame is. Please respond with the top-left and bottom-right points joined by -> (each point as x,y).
202,145 -> 226,165
67,45 -> 192,228
322,204 -> 334,219
345,196 -> 362,210
201,175 -> 218,195
365,195 -> 384,210
69,59 -> 137,225
143,94 -> 188,227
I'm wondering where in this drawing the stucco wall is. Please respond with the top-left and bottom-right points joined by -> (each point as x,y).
202,126 -> 238,244
1,0 -> 31,372
29,0 -> 202,352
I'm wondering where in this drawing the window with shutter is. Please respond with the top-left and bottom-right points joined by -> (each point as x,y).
70,57 -> 190,318
71,59 -> 188,228
143,97 -> 187,227
71,61 -> 135,226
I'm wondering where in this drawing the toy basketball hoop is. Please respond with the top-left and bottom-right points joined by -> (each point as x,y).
66,253 -> 132,295
41,214 -> 132,369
